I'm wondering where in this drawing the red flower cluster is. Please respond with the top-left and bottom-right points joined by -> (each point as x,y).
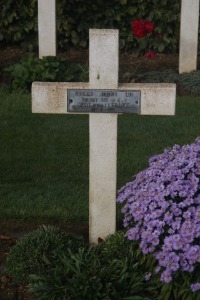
132,19 -> 154,38
145,51 -> 156,58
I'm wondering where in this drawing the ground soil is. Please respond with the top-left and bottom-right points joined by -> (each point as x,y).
0,45 -> 195,299
0,45 -> 181,86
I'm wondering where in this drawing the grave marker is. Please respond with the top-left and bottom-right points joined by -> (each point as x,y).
32,29 -> 176,244
179,0 -> 199,73
38,0 -> 56,58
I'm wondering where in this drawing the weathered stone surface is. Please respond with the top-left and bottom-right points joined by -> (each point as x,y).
89,29 -> 118,89
38,0 -> 56,58
89,29 -> 118,243
32,82 -> 176,116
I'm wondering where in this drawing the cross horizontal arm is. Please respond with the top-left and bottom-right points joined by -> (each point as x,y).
32,82 -> 176,116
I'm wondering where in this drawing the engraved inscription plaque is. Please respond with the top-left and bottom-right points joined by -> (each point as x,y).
67,89 -> 141,113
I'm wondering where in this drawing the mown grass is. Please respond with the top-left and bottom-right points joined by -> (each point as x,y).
1,88 -> 200,225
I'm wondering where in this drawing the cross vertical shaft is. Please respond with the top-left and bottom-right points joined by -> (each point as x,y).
89,29 -> 119,243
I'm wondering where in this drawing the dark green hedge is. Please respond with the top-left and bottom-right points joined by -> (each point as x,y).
0,0 -> 38,49
0,0 -> 181,54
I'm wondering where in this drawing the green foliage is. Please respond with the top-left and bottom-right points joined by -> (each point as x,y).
57,0 -> 135,51
136,70 -> 179,83
29,231 -> 159,299
0,0 -> 37,50
179,71 -> 200,96
123,69 -> 179,84
125,0 -> 180,55
98,230 -> 140,261
6,225 -> 85,283
5,54 -> 88,92
9,56 -> 200,96
158,269 -> 200,300
123,69 -> 200,96
62,0 -> 176,54
0,0 -> 181,54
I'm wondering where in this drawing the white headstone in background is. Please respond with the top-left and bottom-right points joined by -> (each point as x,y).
32,29 -> 176,244
179,0 -> 199,73
38,0 -> 56,58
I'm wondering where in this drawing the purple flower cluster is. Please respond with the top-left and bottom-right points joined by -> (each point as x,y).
117,137 -> 200,284
191,282 -> 200,292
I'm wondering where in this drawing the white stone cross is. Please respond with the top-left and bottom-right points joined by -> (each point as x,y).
38,0 -> 56,58
32,29 -> 176,244
179,0 -> 199,73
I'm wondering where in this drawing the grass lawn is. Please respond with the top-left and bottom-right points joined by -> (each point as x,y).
1,88 -> 200,225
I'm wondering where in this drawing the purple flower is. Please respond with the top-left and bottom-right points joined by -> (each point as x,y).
160,269 -> 172,283
144,272 -> 152,281
117,137 -> 200,283
155,266 -> 161,274
191,282 -> 200,292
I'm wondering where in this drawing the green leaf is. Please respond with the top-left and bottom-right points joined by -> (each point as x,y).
158,44 -> 165,52
120,0 -> 127,4
29,274 -> 43,281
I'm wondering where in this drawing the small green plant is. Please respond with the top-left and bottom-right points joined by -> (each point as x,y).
123,69 -> 200,97
6,225 -> 85,283
98,230 -> 139,261
29,231 -> 159,300
5,54 -> 89,92
179,71 -> 200,96
135,69 -> 179,83
123,69 -> 179,84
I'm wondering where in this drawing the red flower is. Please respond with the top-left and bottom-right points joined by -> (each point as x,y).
143,20 -> 154,33
132,19 -> 147,38
132,19 -> 154,38
145,51 -> 156,58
